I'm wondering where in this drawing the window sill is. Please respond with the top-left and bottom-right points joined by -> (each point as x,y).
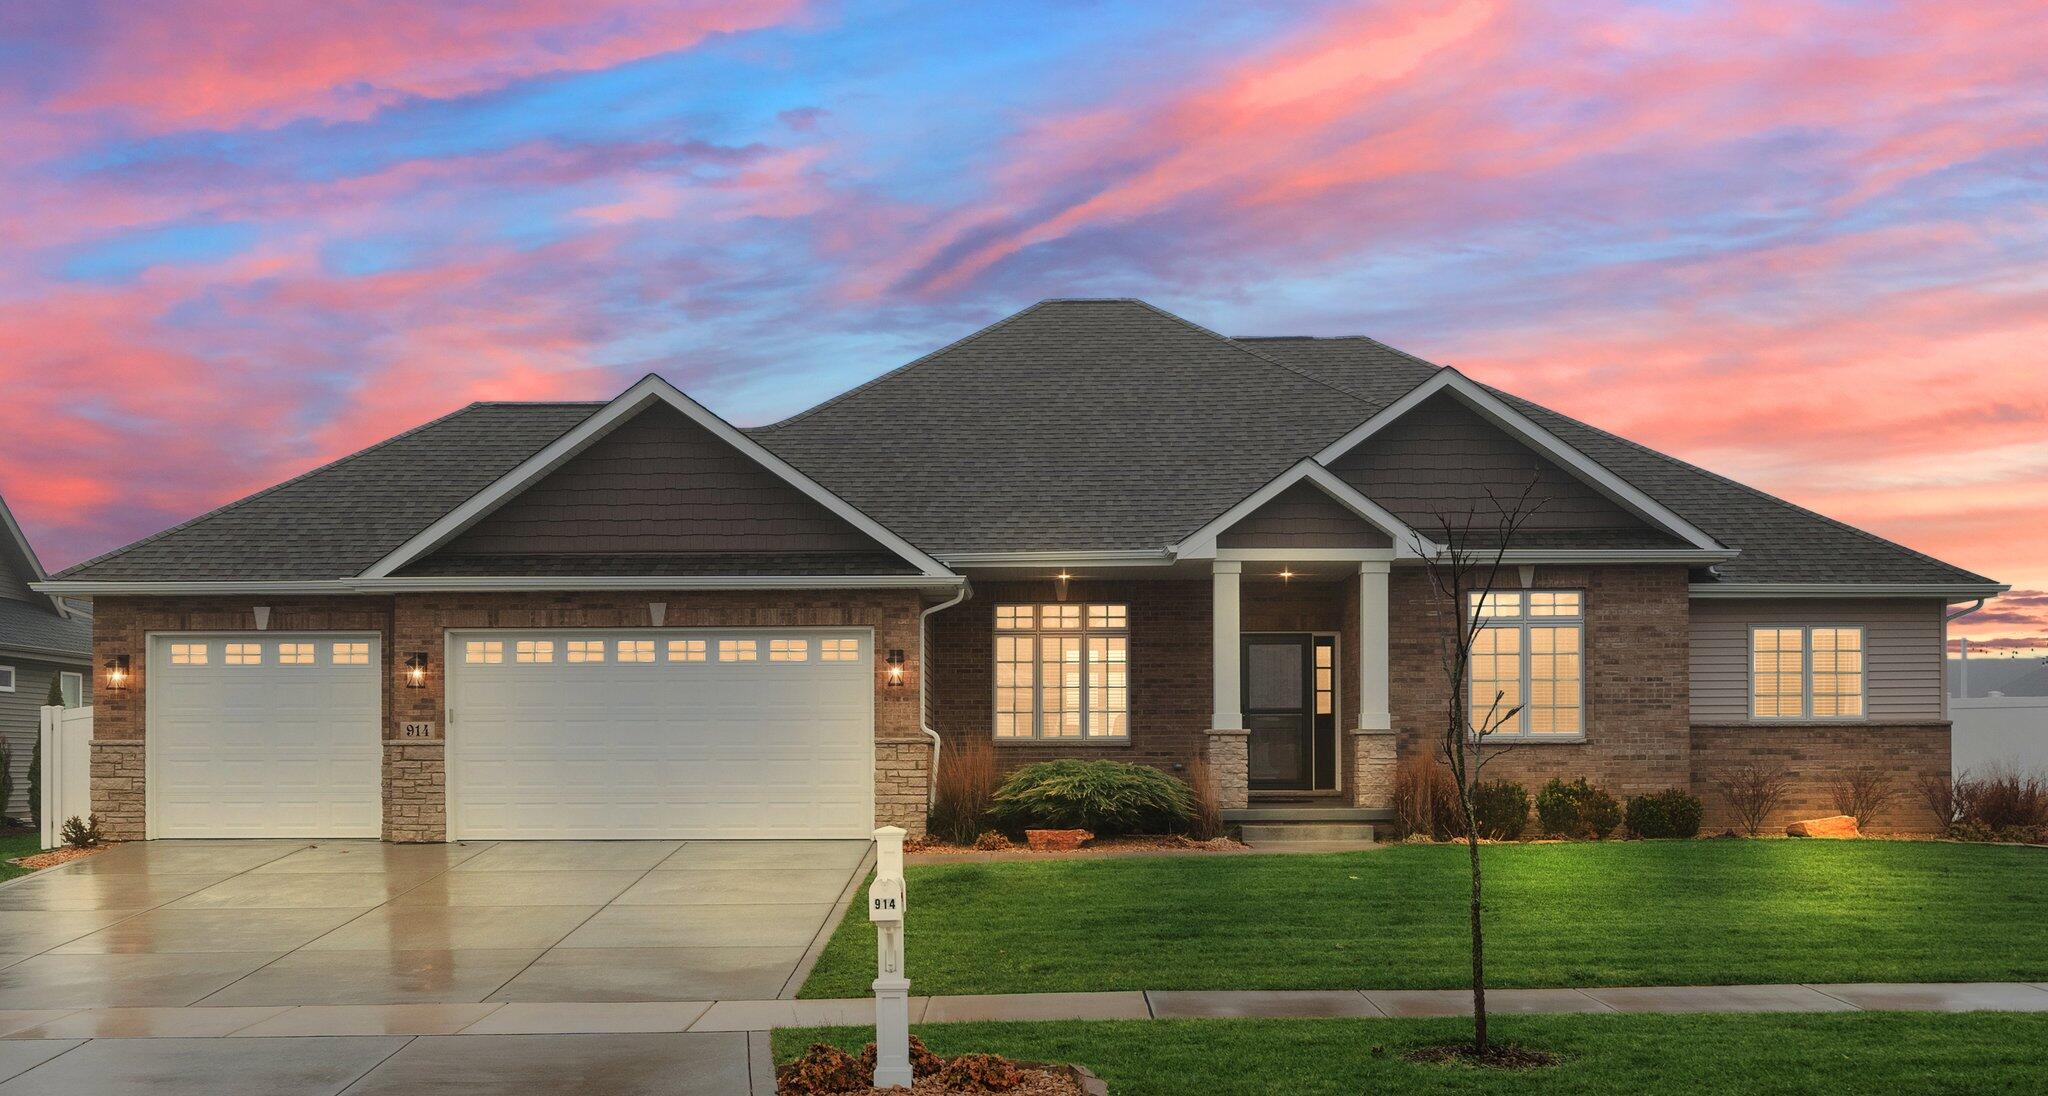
991,737 -> 1132,747
1473,734 -> 1587,745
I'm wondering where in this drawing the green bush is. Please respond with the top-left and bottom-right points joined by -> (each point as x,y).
60,813 -> 103,849
1535,777 -> 1622,839
1625,788 -> 1704,839
1470,779 -> 1530,840
987,760 -> 1196,835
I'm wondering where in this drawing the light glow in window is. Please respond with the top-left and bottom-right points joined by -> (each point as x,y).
567,640 -> 604,663
465,640 -> 503,665
668,639 -> 707,662
720,639 -> 757,662
516,640 -> 554,663
821,638 -> 860,661
170,643 -> 208,666
618,639 -> 655,663
331,642 -> 369,665
225,642 -> 262,665
770,639 -> 808,662
279,643 -> 315,665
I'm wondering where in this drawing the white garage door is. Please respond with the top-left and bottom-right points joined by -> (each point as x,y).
147,633 -> 382,838
446,628 -> 874,840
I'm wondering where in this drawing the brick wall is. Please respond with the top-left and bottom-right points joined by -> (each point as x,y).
1691,723 -> 1948,835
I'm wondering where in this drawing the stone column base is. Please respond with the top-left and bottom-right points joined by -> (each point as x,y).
89,741 -> 146,842
875,737 -> 933,839
1348,728 -> 1397,810
1205,729 -> 1251,810
383,742 -> 447,843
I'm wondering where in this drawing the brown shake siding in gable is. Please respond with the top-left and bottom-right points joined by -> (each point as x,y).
1216,484 -> 1391,549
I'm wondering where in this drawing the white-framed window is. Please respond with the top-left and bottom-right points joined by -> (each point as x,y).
719,639 -> 758,662
821,638 -> 860,662
170,642 -> 208,666
617,639 -> 655,663
0,665 -> 12,692
769,639 -> 808,662
993,603 -> 1129,739
1467,590 -> 1583,737
60,671 -> 83,708
279,643 -> 316,665
515,640 -> 554,664
668,639 -> 707,662
567,640 -> 604,663
332,642 -> 369,665
465,640 -> 504,665
1751,625 -> 1864,719
225,642 -> 263,666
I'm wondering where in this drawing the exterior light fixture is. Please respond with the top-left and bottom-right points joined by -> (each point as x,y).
1055,570 -> 1072,602
1279,569 -> 1295,582
885,649 -> 906,687
404,652 -> 430,688
103,654 -> 131,691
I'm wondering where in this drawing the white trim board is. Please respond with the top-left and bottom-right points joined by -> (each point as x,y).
1310,370 -> 1724,553
1173,462 -> 1439,560
359,373 -> 957,581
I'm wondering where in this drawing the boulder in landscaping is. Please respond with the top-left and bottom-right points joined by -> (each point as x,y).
1025,828 -> 1093,852
1786,815 -> 1860,839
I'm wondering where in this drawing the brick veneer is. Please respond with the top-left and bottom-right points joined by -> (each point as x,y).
1690,723 -> 1948,835
90,590 -> 927,842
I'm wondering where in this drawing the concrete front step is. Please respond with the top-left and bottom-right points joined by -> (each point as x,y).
1236,821 -> 1377,847
1223,805 -> 1385,823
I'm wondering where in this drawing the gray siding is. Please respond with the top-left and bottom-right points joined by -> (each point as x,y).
1690,598 -> 1947,723
0,657 -> 89,820
1217,483 -> 1391,548
430,403 -> 892,561
1328,393 -> 1652,533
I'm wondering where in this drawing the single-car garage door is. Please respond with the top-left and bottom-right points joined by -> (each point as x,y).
147,633 -> 383,838
446,628 -> 874,840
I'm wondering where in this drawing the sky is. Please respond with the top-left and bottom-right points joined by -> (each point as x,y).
0,0 -> 2043,653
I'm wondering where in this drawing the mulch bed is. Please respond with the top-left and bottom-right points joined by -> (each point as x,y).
779,1036 -> 1099,1095
907,834 -> 1246,859
7,846 -> 105,870
1404,1042 -> 1558,1069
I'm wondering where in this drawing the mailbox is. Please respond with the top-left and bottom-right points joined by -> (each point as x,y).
868,874 -> 904,923
869,826 -> 914,1088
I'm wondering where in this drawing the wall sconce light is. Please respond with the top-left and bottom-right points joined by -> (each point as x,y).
404,652 -> 430,689
1055,571 -> 1071,602
885,649 -> 906,687
1278,569 -> 1296,582
103,654 -> 131,691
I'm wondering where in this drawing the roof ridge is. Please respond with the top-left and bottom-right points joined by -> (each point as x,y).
1489,386 -> 1995,584
1114,301 -> 1379,407
56,401 -> 496,579
759,301 -> 1065,430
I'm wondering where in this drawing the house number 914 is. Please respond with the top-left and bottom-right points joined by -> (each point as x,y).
399,722 -> 438,739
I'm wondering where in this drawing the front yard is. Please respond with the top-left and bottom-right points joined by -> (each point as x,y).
0,830 -> 42,883
776,1012 -> 2048,1095
800,840 -> 2048,998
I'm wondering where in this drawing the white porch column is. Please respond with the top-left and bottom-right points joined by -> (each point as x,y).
1357,560 -> 1391,731
1211,561 -> 1243,730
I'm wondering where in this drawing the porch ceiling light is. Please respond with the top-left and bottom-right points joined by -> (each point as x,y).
1279,569 -> 1295,582
404,652 -> 430,688
886,649 -> 906,687
103,654 -> 130,691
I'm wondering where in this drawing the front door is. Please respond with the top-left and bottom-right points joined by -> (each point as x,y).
1243,633 -> 1339,792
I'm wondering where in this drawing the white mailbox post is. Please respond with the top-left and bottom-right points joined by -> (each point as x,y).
869,825 -> 912,1089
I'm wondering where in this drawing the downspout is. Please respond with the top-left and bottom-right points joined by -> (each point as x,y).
1945,598 -> 1986,705
920,582 -> 973,808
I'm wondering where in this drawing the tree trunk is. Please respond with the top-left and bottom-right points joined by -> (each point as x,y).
1465,796 -> 1488,1052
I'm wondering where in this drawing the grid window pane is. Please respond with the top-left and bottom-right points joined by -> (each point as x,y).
225,642 -> 262,666
567,640 -> 604,663
993,605 -> 1133,739
1041,636 -> 1083,737
465,640 -> 503,665
668,639 -> 706,662
1087,604 -> 1127,630
1470,591 -> 1525,619
279,643 -> 315,665
618,640 -> 655,663
170,643 -> 208,666
1810,627 -> 1864,718
331,642 -> 368,665
1529,592 -> 1582,618
1039,604 -> 1081,629
719,639 -> 757,662
1527,626 -> 1582,734
995,605 -> 1032,630
1751,628 -> 1806,718
770,639 -> 809,662
1087,637 -> 1128,737
1468,627 -> 1521,730
821,638 -> 860,661
516,640 -> 554,663
994,636 -> 1035,737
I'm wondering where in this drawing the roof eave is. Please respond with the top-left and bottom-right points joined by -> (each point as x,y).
1688,581 -> 2010,599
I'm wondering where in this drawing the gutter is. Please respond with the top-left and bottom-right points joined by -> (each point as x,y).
918,582 -> 972,809
35,575 -> 967,596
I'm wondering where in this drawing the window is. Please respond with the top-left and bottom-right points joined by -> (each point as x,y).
279,643 -> 315,665
225,642 -> 262,666
60,671 -> 83,707
567,640 -> 604,663
668,639 -> 707,662
820,638 -> 860,662
0,666 -> 12,692
617,639 -> 655,663
465,640 -> 504,665
170,642 -> 208,666
515,640 -> 554,663
719,639 -> 757,662
1752,626 -> 1864,719
993,604 -> 1129,739
1467,590 -> 1582,736
770,639 -> 808,662
332,642 -> 369,665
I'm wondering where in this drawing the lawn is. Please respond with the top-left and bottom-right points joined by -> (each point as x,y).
776,1013 -> 2048,1096
800,840 -> 2048,997
0,829 -> 43,884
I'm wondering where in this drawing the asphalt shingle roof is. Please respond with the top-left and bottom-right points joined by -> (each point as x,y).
0,598 -> 90,660
54,299 -> 1994,588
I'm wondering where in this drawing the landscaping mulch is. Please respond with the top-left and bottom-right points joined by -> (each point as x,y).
908,834 -> 1247,862
1403,1042 -> 1558,1069
7,846 -> 104,870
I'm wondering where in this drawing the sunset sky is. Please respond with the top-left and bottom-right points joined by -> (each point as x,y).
1,1 -> 2042,652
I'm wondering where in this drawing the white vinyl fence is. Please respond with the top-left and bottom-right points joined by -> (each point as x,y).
1950,697 -> 2048,777
37,705 -> 92,850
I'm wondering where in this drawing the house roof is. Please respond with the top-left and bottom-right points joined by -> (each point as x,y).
46,299 -> 1996,592
0,597 -> 91,663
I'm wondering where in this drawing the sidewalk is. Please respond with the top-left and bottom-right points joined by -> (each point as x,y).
0,981 -> 2043,1040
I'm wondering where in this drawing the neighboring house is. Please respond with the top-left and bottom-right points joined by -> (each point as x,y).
1949,656 -> 2048,699
36,300 -> 2003,842
0,493 -> 92,820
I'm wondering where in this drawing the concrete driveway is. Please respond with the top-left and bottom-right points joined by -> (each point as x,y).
0,839 -> 869,1010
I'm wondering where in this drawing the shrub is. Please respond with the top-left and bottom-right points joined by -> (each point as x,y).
1970,765 -> 2048,834
1470,780 -> 1530,840
927,738 -> 998,844
987,760 -> 1196,835
1829,764 -> 1898,831
60,813 -> 103,849
1715,761 -> 1795,836
1917,770 -> 1975,828
1625,789 -> 1703,839
1534,778 -> 1621,839
1391,755 -> 1463,839
1184,756 -> 1225,840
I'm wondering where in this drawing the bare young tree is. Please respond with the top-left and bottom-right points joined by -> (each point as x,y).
1714,761 -> 1795,836
1413,478 -> 1546,1055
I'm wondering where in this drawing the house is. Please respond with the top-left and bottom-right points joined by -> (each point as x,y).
0,493 -> 92,820
36,300 -> 2003,842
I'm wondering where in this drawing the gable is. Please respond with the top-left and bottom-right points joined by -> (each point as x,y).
414,402 -> 906,569
1326,393 -> 1661,537
1216,482 -> 1392,549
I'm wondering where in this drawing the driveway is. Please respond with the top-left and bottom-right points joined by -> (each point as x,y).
0,839 -> 870,1010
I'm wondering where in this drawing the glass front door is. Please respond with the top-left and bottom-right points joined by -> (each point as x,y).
1243,633 -> 1338,792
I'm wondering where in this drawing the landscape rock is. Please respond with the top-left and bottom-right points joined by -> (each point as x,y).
1025,828 -> 1093,852
1786,815 -> 1861,839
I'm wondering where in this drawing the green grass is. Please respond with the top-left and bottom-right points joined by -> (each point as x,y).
800,841 -> 2048,997
0,830 -> 44,883
775,1013 -> 2048,1095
